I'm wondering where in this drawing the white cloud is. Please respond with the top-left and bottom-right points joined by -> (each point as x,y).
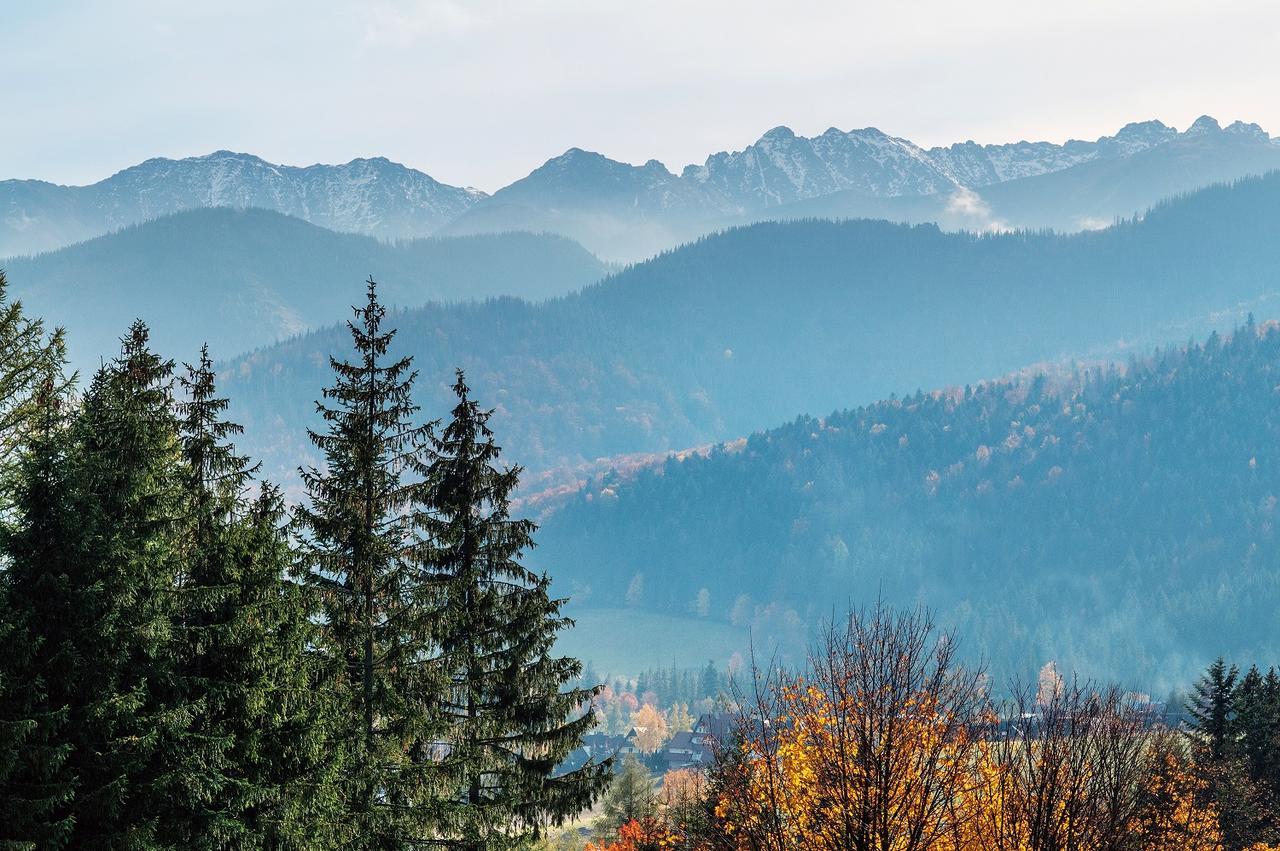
945,187 -> 1011,234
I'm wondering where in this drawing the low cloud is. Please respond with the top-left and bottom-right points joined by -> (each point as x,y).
945,186 -> 1011,233
1075,215 -> 1112,231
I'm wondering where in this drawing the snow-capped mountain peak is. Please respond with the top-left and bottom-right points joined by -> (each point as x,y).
0,151 -> 485,258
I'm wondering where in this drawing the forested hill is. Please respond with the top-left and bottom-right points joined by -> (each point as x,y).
223,173 -> 1280,485
2,207 -> 607,372
535,323 -> 1280,691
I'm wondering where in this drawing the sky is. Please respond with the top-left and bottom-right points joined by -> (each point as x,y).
4,0 -> 1280,192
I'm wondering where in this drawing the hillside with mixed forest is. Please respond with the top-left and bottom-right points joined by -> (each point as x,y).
536,323 -> 1280,690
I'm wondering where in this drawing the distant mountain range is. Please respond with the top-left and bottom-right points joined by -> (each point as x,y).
3,208 -> 607,372
216,172 -> 1280,489
443,116 -> 1280,257
5,116 -> 1278,261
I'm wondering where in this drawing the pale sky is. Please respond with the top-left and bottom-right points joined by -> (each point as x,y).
4,0 -> 1279,191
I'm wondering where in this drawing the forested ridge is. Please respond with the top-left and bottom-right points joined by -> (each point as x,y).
224,172 -> 1280,485
4,207 -> 608,373
537,320 -> 1280,690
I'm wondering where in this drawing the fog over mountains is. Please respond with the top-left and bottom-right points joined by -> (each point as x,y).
5,115 -> 1277,261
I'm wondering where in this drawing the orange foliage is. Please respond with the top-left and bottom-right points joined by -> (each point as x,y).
586,817 -> 679,851
706,609 -> 1227,851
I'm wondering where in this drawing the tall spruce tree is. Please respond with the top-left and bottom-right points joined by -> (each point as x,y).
295,279 -> 440,848
61,320 -> 190,849
169,348 -> 338,849
0,359 -> 76,850
167,346 -> 260,847
0,271 -> 70,498
1189,657 -> 1240,761
240,484 -> 344,850
423,371 -> 609,849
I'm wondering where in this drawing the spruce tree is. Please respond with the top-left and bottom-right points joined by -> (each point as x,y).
239,484 -> 344,850
62,320 -> 189,849
1188,657 -> 1239,761
0,361 -> 76,850
0,270 -> 70,495
295,279 -> 439,848
166,346 -> 260,848
168,348 -> 339,849
591,755 -> 655,842
423,371 -> 609,849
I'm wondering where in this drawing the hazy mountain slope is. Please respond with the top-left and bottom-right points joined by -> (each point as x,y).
438,148 -> 723,262
221,173 -> 1280,487
534,325 -> 1280,692
0,150 -> 484,257
3,207 -> 606,371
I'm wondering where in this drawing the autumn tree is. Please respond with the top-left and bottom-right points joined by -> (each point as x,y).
629,704 -> 670,754
962,682 -> 1162,850
718,604 -> 988,851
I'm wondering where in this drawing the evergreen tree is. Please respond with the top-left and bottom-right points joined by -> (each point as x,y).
1260,670 -> 1280,794
1236,667 -> 1271,783
700,661 -> 719,702
423,371 -> 609,849
0,270 -> 70,498
591,756 -> 655,842
165,346 -> 260,847
240,485 -> 344,850
0,360 -> 76,850
168,349 -> 338,849
61,321 -> 189,849
1188,657 -> 1240,761
295,279 -> 439,848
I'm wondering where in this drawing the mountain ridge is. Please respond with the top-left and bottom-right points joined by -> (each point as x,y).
8,115 -> 1278,261
447,114 -> 1280,258
3,207 -> 608,372
1,150 -> 486,258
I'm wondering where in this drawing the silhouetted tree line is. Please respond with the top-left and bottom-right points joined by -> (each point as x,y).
0,272 -> 610,850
